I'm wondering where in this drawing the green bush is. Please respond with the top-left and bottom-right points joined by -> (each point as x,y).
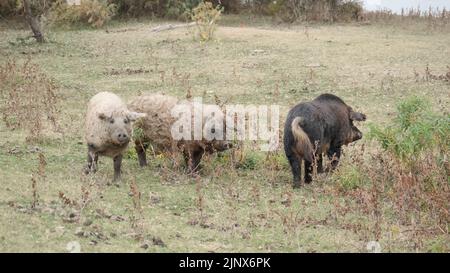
49,0 -> 117,28
109,0 -> 202,19
246,0 -> 363,22
14,0 -> 59,16
165,0 -> 203,20
210,0 -> 240,13
369,96 -> 449,166
0,0 -> 17,17
337,0 -> 363,21
334,164 -> 368,192
236,152 -> 262,170
109,0 -> 163,17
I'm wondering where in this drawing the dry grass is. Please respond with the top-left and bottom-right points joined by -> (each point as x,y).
0,59 -> 60,142
0,16 -> 449,252
364,7 -> 450,32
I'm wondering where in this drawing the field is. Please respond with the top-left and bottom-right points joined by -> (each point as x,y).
0,16 -> 449,252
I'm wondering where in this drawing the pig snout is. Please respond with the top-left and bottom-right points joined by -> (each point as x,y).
352,127 -> 363,142
117,133 -> 130,143
114,131 -> 130,144
212,141 -> 232,152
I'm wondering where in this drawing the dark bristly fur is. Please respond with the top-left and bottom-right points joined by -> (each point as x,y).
284,94 -> 366,188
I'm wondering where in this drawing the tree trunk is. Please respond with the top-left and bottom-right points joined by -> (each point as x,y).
23,0 -> 45,43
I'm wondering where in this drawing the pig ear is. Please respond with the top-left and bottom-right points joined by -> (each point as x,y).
98,113 -> 108,120
349,111 -> 366,121
127,111 -> 147,122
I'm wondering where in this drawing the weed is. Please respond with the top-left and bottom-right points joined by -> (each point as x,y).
191,1 -> 222,41
0,59 -> 60,142
49,0 -> 117,28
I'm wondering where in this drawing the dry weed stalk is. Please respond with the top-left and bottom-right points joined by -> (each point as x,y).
0,59 -> 60,142
31,175 -> 39,209
30,152 -> 47,209
129,176 -> 145,240
195,176 -> 206,224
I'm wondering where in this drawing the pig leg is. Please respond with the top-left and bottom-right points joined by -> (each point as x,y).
113,154 -> 123,182
287,155 -> 302,188
317,153 -> 324,173
327,146 -> 342,171
135,142 -> 148,167
191,149 -> 204,172
304,160 -> 313,184
184,149 -> 204,173
93,153 -> 98,171
85,151 -> 98,174
183,150 -> 195,173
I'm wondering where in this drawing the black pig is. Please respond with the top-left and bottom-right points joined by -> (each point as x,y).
284,94 -> 366,188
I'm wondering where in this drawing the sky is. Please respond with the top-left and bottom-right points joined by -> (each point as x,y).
362,0 -> 450,13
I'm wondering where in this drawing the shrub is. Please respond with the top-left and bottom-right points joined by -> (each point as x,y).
334,164 -> 368,192
246,0 -> 363,22
0,60 -> 60,142
108,0 -> 160,17
48,0 -> 117,28
368,96 -> 449,167
191,1 -> 222,41
335,96 -> 450,231
330,108 -> 449,242
109,0 -> 202,19
210,0 -> 240,13
337,0 -> 363,21
0,0 -> 17,17
235,152 -> 261,170
14,0 -> 58,15
165,0 -> 203,20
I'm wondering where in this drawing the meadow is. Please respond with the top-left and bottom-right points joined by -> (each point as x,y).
0,15 -> 449,252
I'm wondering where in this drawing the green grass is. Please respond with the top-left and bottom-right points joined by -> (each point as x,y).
0,16 -> 449,252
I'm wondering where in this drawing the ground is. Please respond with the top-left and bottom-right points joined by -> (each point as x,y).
0,16 -> 449,252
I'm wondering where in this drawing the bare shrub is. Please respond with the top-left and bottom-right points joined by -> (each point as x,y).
129,176 -> 145,240
332,97 -> 449,247
0,0 -> 17,17
0,59 -> 60,142
48,0 -> 117,28
249,0 -> 363,22
109,0 -> 202,18
191,1 -> 223,41
30,175 -> 39,209
364,7 -> 450,32
30,152 -> 47,209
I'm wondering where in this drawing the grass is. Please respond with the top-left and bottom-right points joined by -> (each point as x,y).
0,16 -> 449,252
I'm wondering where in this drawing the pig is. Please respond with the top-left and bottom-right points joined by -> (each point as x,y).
284,93 -> 366,188
128,94 -> 232,173
84,92 -> 146,181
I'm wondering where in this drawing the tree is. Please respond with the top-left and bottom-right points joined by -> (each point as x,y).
22,0 -> 45,43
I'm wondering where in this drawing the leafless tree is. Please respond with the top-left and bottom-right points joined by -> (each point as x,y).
22,0 -> 45,43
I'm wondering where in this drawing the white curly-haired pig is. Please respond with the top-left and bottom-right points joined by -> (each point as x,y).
85,92 -> 146,181
128,94 -> 232,173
